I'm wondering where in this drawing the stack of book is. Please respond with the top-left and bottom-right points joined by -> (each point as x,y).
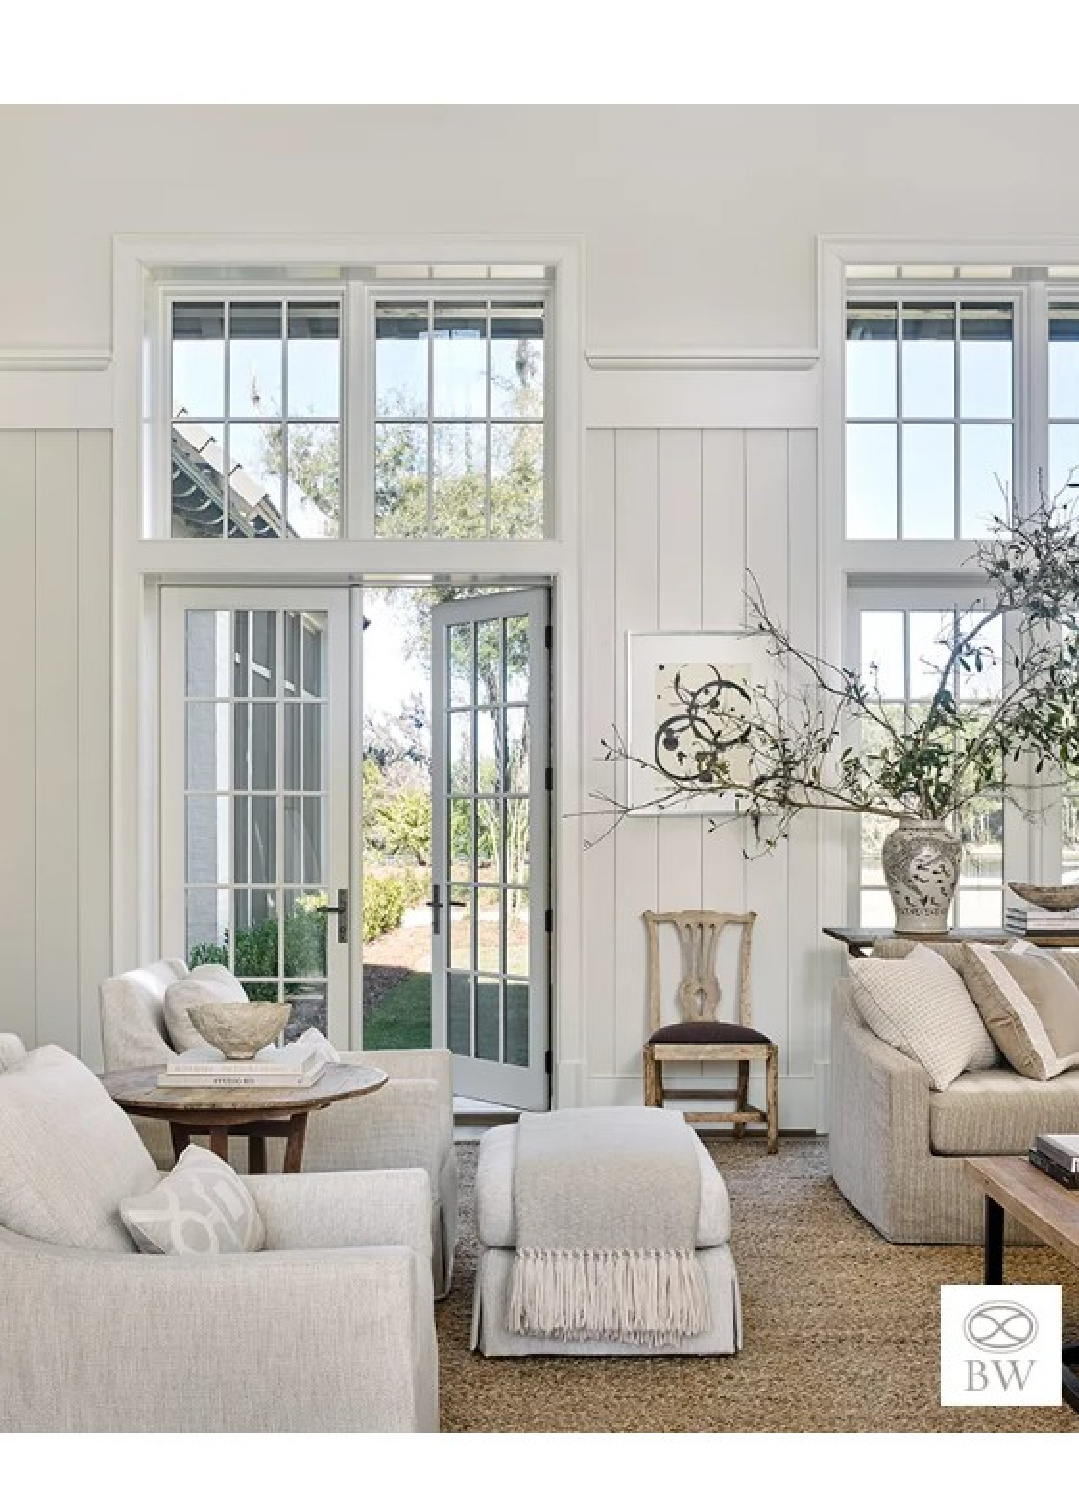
1028,1133 -> 1079,1189
1004,906 -> 1079,938
158,1041 -> 327,1090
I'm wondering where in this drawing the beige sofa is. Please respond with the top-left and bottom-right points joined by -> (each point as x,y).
100,959 -> 458,1296
830,979 -> 1079,1243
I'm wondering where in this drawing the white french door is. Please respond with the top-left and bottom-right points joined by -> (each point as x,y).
430,589 -> 550,1109
160,589 -> 352,1047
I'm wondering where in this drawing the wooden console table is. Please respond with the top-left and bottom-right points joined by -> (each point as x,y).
822,926 -> 1079,958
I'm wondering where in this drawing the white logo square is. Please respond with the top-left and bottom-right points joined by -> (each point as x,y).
941,1285 -> 1062,1406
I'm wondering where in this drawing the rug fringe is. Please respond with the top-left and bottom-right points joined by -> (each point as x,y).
508,1247 -> 711,1346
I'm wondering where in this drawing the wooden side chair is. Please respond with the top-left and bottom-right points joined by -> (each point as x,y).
642,909 -> 778,1153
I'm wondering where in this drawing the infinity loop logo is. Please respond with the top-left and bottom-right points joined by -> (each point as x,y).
963,1300 -> 1039,1354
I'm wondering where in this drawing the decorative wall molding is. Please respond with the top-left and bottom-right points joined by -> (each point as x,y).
0,349 -> 111,372
585,348 -> 819,372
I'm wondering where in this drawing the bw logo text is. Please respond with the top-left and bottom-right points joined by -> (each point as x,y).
965,1359 -> 1035,1393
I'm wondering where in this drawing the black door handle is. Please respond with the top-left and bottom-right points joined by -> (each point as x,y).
317,888 -> 348,944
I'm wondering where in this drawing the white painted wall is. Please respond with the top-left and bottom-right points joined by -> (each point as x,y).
3,106 -> 1079,352
3,104 -> 1075,1117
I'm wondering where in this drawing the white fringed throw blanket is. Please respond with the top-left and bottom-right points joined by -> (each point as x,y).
508,1107 -> 711,1345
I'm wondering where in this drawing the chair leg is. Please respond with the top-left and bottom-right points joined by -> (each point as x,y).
733,1060 -> 750,1139
643,1045 -> 660,1107
766,1047 -> 779,1154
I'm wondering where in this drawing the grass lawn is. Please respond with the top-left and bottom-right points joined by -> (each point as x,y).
364,971 -> 432,1050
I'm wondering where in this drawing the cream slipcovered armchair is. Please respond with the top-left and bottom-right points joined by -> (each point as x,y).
100,960 -> 458,1296
0,1034 -> 438,1432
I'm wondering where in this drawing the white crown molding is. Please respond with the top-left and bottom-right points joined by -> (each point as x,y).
586,348 -> 819,372
0,348 -> 111,372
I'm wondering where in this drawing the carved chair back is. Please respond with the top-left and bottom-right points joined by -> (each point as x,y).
643,909 -> 757,1034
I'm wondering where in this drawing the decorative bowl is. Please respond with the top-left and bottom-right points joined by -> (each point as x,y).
1007,881 -> 1079,913
189,1002 -> 291,1059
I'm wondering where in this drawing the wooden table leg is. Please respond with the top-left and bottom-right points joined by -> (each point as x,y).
248,1132 -> 267,1174
207,1125 -> 230,1163
283,1113 -> 308,1173
169,1122 -> 192,1161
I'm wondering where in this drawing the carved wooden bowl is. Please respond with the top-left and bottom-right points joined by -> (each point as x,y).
190,1002 -> 291,1059
1008,882 -> 1079,913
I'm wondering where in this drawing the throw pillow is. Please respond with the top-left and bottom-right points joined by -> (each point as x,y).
0,1045 -> 158,1250
164,964 -> 249,1053
994,949 -> 1079,1059
870,937 -> 969,975
120,1144 -> 266,1254
963,943 -> 1079,1081
0,1033 -> 27,1071
849,944 -> 999,1090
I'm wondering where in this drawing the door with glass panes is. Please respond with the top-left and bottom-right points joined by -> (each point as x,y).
160,590 -> 351,1045
430,589 -> 550,1109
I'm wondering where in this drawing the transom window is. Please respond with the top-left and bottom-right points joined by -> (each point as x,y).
374,298 -> 545,539
161,272 -> 551,542
171,299 -> 342,539
846,299 -> 1014,539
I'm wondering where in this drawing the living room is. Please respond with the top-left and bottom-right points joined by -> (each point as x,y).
2,8 -> 1077,1472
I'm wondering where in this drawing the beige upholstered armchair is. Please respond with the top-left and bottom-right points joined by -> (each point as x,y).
100,960 -> 458,1297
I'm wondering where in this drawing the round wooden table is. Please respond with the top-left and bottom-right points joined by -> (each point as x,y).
104,1062 -> 388,1173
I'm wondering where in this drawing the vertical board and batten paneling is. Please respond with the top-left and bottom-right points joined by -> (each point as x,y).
611,429 -> 659,1078
0,430 -> 111,1062
35,432 -> 81,1054
582,430 -> 617,1081
581,425 -> 822,1126
77,432 -> 112,1069
0,433 -> 38,1047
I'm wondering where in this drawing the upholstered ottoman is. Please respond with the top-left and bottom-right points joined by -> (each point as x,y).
470,1114 -> 742,1356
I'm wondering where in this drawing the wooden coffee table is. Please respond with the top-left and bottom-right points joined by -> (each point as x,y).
966,1155 -> 1079,1412
105,1062 -> 388,1174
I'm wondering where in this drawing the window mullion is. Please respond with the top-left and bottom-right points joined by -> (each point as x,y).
347,277 -> 372,540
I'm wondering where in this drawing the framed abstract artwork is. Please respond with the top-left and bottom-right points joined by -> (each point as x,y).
626,630 -> 770,816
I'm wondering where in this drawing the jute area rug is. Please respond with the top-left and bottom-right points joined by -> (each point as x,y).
436,1138 -> 1078,1433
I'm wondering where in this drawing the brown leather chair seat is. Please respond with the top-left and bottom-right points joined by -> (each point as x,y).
649,1020 -> 772,1046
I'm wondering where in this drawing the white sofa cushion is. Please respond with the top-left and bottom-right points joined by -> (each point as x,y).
163,965 -> 249,1052
121,1144 -> 266,1254
0,1045 -> 158,1251
475,1121 -> 731,1249
849,944 -> 998,1091
930,1066 -> 1079,1155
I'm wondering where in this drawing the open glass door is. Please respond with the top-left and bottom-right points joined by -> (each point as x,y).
431,588 -> 550,1109
160,589 -> 352,1047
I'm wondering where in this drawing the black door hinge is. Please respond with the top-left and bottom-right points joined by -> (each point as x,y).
544,623 -> 553,649
544,766 -> 553,792
544,1048 -> 553,1076
544,908 -> 553,934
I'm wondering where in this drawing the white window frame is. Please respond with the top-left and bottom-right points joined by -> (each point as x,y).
843,284 -> 1027,542
111,232 -> 585,1106
149,271 -> 554,545
819,237 -> 1079,926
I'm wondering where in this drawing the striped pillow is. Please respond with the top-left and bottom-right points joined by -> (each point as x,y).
849,944 -> 998,1090
962,943 -> 1079,1081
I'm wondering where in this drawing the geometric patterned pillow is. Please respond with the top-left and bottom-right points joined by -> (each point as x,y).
849,943 -> 999,1090
120,1145 -> 265,1254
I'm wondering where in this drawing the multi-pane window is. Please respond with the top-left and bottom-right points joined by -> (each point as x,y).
163,280 -> 550,541
374,298 -> 545,538
857,606 -> 1006,928
171,300 -> 342,539
846,300 -> 1014,539
1049,303 -> 1079,496
183,607 -> 330,1030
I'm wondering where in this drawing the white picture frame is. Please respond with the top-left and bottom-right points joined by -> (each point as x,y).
626,630 -> 770,816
